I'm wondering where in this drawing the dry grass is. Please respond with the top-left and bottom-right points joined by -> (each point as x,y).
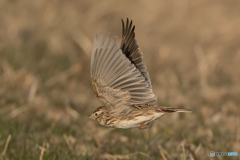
0,0 -> 240,159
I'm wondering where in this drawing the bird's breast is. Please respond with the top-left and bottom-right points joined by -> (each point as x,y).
115,112 -> 165,129
115,115 -> 152,129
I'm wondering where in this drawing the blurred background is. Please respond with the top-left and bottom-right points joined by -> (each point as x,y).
0,0 -> 240,159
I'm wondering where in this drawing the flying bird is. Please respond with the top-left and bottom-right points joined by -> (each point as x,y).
88,18 -> 191,130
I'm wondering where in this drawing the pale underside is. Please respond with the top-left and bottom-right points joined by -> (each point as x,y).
116,112 -> 165,129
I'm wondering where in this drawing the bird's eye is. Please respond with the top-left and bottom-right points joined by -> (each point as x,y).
95,113 -> 98,116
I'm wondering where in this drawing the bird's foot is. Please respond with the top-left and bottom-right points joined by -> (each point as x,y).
138,122 -> 149,130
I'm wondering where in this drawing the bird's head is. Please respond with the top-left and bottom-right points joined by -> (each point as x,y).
88,106 -> 108,125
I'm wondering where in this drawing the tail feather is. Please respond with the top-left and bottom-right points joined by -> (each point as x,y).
158,107 -> 192,113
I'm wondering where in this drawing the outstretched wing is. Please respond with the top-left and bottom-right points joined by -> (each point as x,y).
120,18 -> 151,86
90,20 -> 157,111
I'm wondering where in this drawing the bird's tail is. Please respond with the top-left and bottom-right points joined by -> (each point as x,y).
158,107 -> 192,113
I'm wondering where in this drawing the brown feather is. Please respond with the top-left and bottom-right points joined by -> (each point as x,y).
120,18 -> 152,86
90,19 -> 158,112
157,107 -> 192,113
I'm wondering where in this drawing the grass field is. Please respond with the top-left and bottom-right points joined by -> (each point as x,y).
0,0 -> 240,159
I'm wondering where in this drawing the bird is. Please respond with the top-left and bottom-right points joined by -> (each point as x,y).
88,18 -> 191,130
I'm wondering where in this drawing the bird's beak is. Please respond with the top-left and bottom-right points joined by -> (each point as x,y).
87,115 -> 92,119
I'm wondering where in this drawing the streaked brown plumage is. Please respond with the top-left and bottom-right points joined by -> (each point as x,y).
88,18 -> 191,130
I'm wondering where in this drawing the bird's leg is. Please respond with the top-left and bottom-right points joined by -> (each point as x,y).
138,122 -> 149,130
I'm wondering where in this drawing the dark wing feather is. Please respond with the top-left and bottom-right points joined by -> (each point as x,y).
120,18 -> 151,86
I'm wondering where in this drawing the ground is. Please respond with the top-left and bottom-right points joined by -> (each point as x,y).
0,0 -> 240,159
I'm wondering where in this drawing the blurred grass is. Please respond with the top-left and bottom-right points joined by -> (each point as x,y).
1,0 -> 240,159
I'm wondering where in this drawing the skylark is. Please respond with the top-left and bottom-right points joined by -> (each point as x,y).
88,18 -> 191,130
